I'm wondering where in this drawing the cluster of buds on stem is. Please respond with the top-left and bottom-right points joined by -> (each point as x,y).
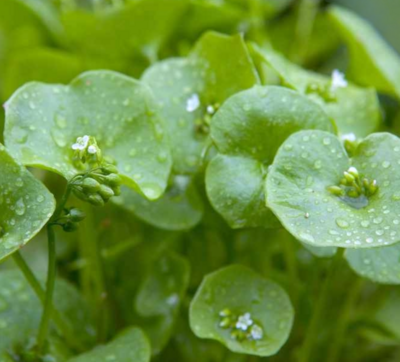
328,166 -> 378,199
70,135 -> 121,206
51,207 -> 86,232
218,308 -> 263,341
195,102 -> 220,135
71,164 -> 121,206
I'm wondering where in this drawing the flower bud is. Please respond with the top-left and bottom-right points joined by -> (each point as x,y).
69,208 -> 86,222
112,186 -> 121,196
63,221 -> 79,233
99,185 -> 115,200
101,164 -> 119,175
327,185 -> 344,196
82,177 -> 101,192
87,194 -> 105,207
104,173 -> 121,187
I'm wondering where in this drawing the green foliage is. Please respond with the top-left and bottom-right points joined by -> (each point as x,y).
4,70 -> 172,200
68,327 -> 150,362
189,265 -> 294,356
0,143 -> 55,260
206,85 -> 334,228
1,1 -> 400,361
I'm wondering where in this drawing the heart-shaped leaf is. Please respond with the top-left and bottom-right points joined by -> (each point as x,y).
250,44 -> 381,138
346,243 -> 400,284
189,265 -> 294,357
0,143 -> 55,261
267,130 -> 400,248
142,31 -> 260,175
0,269 -> 94,356
328,5 -> 400,99
206,85 -> 335,228
4,70 -> 172,200
68,327 -> 150,362
114,176 -> 203,230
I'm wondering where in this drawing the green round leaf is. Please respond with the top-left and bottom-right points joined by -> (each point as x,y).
346,243 -> 400,284
189,265 -> 294,357
251,44 -> 381,138
0,143 -> 55,261
328,5 -> 400,99
267,130 -> 400,248
4,70 -> 172,200
68,327 -> 150,362
206,85 -> 335,228
0,269 -> 94,355
115,176 -> 203,231
142,31 -> 259,174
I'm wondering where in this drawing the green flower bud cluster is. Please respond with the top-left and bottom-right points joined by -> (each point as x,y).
305,83 -> 337,103
51,207 -> 86,232
71,164 -> 121,206
72,135 -> 102,169
328,166 -> 378,199
195,103 -> 220,135
218,308 -> 264,341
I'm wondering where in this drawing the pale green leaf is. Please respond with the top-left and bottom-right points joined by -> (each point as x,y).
267,130 -> 400,248
0,144 -> 55,261
4,70 -> 172,200
189,265 -> 294,356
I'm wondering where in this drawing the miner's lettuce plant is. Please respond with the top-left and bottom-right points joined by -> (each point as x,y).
1,1 -> 400,361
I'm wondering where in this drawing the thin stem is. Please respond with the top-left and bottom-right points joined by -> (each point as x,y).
79,205 -> 109,342
282,235 -> 300,306
52,184 -> 72,221
36,225 -> 57,353
12,252 -> 84,351
327,277 -> 364,362
298,248 -> 344,362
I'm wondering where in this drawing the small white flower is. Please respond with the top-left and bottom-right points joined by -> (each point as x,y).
331,69 -> 348,91
72,135 -> 89,150
341,133 -> 356,142
206,105 -> 215,114
236,313 -> 253,331
186,94 -> 200,112
250,324 -> 263,340
88,145 -> 97,154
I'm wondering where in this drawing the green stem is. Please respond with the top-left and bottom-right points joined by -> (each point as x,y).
282,235 -> 300,306
298,248 -> 344,362
36,225 -> 57,353
12,252 -> 84,351
327,277 -> 364,362
79,205 -> 109,342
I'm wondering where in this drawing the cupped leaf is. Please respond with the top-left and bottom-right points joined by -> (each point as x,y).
114,175 -> 203,231
328,5 -> 400,99
267,130 -> 400,248
250,44 -> 381,138
0,143 -> 55,260
142,31 -> 259,174
206,85 -> 335,228
189,265 -> 294,357
0,269 -> 94,356
134,252 -> 190,355
346,243 -> 400,284
4,70 -> 172,200
68,327 -> 150,362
